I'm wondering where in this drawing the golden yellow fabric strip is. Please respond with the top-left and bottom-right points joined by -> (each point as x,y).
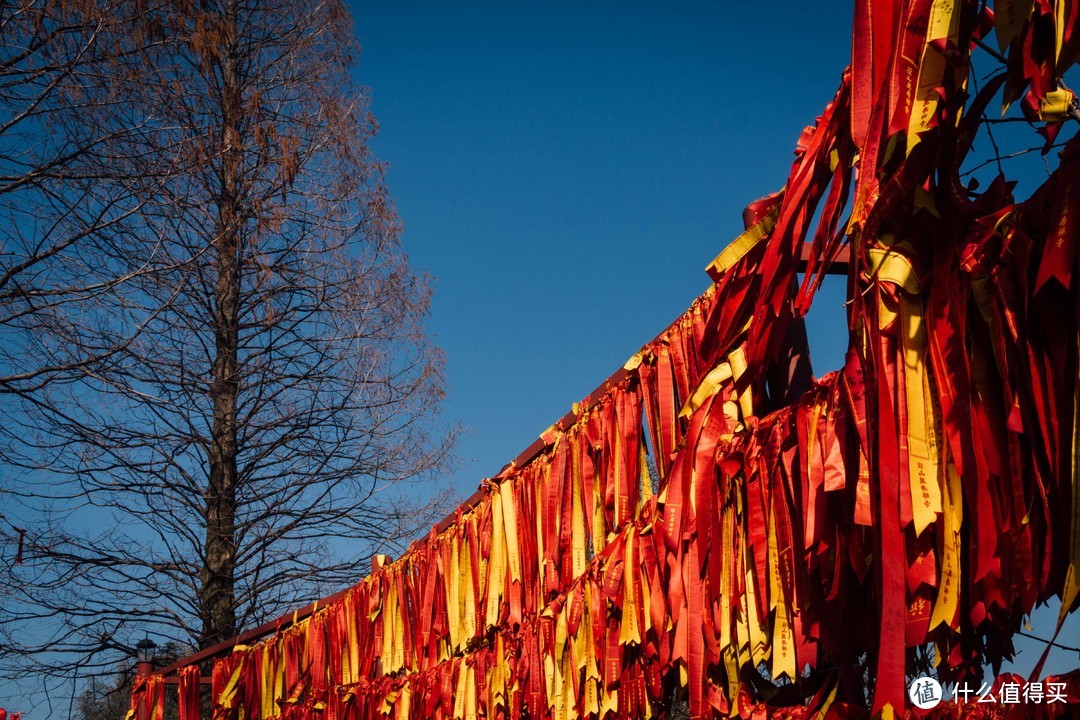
639,443 -> 653,505
930,461 -> 962,631
620,528 -> 642,646
219,657 -> 244,710
260,644 -> 275,719
810,677 -> 840,720
866,246 -> 920,295
705,202 -> 781,277
679,362 -> 733,419
901,295 -> 941,535
378,687 -> 397,715
344,592 -> 359,685
397,684 -> 412,720
453,659 -> 467,720
600,685 -> 618,718
723,644 -> 740,710
446,536 -> 462,652
584,589 -> 601,695
486,491 -> 506,629
734,570 -> 752,672
492,634 -> 507,708
382,575 -> 395,672
1055,0 -> 1069,64
907,0 -> 961,153
590,444 -> 607,556
500,479 -> 522,584
534,475 -> 547,597
807,400 -> 823,490
744,536 -> 770,667
543,619 -> 556,710
1041,88 -> 1077,122
463,531 -> 477,644
584,676 -> 599,718
720,502 -> 733,652
614,409 -> 627,530
729,348 -> 754,420
395,574 -> 407,671
572,597 -> 587,674
769,505 -> 795,681
572,446 -> 587,578
465,662 -> 478,720
553,611 -> 568,720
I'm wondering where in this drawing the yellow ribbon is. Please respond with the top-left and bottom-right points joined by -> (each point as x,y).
907,0 -> 961,153
930,462 -> 962,630
901,295 -> 941,535
705,200 -> 782,276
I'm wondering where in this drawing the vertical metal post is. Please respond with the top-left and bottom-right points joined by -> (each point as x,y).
135,637 -> 156,720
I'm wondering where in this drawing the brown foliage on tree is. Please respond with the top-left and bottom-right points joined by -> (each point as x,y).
1,0 -> 455,692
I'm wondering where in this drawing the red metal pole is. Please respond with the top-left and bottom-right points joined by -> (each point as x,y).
136,660 -> 152,720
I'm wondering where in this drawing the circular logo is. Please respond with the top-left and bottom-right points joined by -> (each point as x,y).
908,676 -> 943,709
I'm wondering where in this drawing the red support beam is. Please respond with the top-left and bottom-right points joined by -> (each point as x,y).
154,586 -> 352,677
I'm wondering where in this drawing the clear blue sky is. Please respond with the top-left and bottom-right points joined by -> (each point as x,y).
349,0 -> 1076,684
349,0 -> 853,490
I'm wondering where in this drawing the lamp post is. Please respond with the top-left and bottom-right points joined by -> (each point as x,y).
135,637 -> 157,677
135,637 -> 156,720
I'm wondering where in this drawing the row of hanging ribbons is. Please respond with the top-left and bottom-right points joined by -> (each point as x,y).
132,0 -> 1080,717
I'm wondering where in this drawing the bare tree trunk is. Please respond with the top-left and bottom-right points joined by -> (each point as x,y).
202,0 -> 242,647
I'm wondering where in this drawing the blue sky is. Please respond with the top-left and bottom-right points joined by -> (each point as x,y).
349,0 -> 1077,683
349,0 -> 853,490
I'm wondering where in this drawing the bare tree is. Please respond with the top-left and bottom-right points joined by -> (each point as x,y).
1,0 -> 455,692
0,0 -> 171,398
75,642 -> 187,720
0,2 -> 180,699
